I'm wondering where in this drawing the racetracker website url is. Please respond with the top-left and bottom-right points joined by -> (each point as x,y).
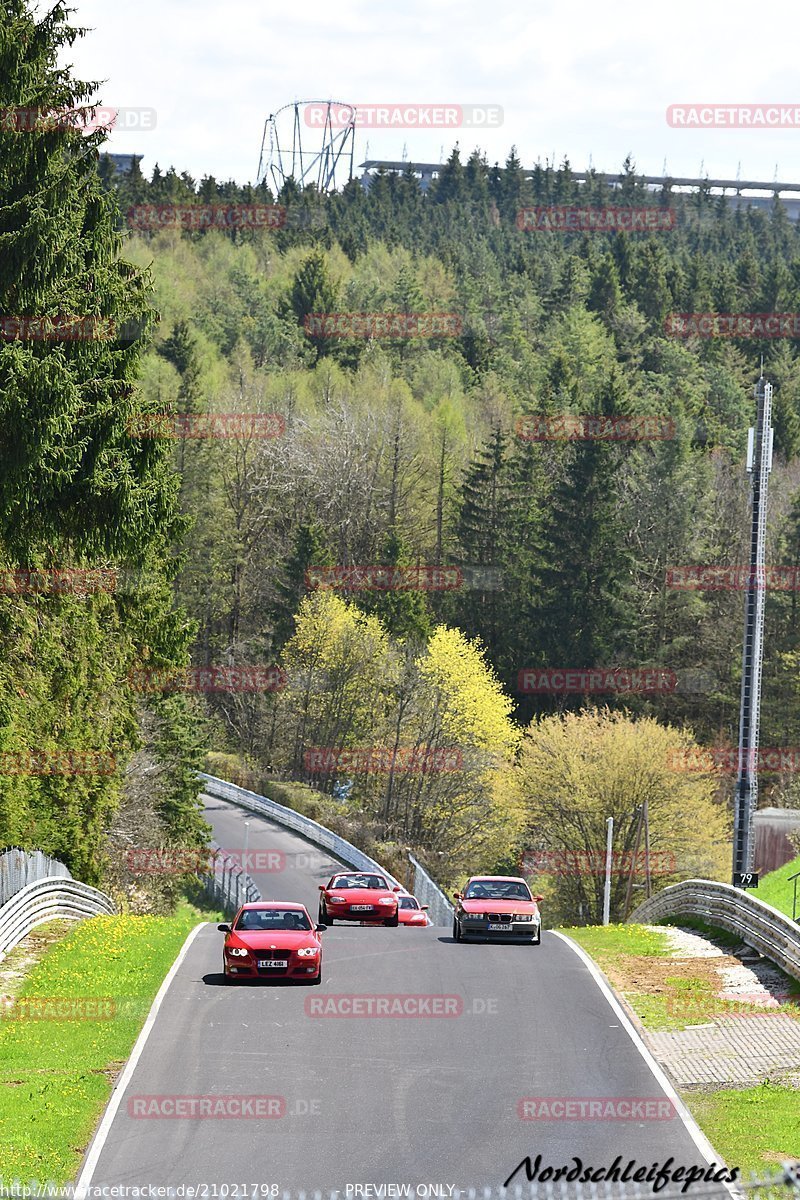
0,1186 -> 282,1198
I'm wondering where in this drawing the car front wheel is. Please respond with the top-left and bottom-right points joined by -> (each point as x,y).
452,916 -> 462,942
385,911 -> 399,927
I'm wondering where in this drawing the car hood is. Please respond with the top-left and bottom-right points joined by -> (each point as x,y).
398,910 -> 426,923
229,931 -> 318,951
460,898 -> 539,915
327,888 -> 394,901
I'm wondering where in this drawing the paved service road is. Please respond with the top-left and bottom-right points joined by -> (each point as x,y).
81,794 -> 718,1192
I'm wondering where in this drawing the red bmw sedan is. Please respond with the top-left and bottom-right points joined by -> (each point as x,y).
318,871 -> 401,926
452,876 -> 544,944
219,902 -> 324,983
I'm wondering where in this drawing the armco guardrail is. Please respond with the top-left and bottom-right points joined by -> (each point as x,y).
0,847 -> 72,905
198,772 -> 404,890
629,878 -> 800,983
0,876 -> 116,962
408,852 -> 453,927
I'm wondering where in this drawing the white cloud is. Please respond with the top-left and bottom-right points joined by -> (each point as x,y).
54,0 -> 800,186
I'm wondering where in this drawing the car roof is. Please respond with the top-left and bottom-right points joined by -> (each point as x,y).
239,901 -> 307,911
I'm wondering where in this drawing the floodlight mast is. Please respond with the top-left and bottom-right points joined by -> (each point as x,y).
256,101 -> 356,194
732,375 -> 773,883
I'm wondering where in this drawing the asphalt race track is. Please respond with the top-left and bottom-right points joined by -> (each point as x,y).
79,794 -> 719,1192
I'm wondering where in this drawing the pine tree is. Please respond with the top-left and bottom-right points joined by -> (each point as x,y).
0,0 -> 191,879
272,521 -> 331,649
287,249 -> 339,360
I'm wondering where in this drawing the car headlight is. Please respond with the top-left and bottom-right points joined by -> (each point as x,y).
227,946 -> 249,957
515,914 -> 533,922
464,912 -> 484,920
296,947 -> 320,957
328,896 -> 346,903
378,897 -> 395,905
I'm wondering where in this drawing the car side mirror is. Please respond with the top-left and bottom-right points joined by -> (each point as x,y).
217,923 -> 231,933
453,891 -> 462,900
392,885 -> 401,892
318,884 -> 325,891
421,905 -> 429,911
316,923 -> 327,932
534,895 -> 544,903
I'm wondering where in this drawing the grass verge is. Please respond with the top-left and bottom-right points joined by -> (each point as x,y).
561,923 -> 800,1172
682,1085 -> 800,1173
562,923 -> 800,1031
750,854 -> 800,921
0,895 -> 223,1184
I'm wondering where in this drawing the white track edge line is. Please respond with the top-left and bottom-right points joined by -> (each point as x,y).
74,921 -> 206,1196
551,930 -> 738,1189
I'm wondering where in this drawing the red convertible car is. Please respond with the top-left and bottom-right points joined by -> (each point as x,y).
318,871 -> 402,926
219,902 -> 324,983
397,894 -> 429,926
452,875 -> 544,944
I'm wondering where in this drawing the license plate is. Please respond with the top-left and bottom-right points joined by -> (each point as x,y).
351,905 -> 373,911
488,923 -> 512,931
258,959 -> 288,967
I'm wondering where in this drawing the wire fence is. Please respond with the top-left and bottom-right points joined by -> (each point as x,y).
0,847 -> 71,906
200,842 -> 260,916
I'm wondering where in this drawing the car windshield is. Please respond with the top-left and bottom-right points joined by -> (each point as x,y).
464,880 -> 532,901
332,874 -> 387,889
234,908 -> 311,931
398,897 -> 419,909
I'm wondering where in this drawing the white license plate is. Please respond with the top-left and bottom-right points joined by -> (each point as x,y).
488,923 -> 512,931
351,905 -> 373,911
258,959 -> 288,967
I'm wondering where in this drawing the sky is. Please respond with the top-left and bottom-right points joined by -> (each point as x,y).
53,0 -> 800,190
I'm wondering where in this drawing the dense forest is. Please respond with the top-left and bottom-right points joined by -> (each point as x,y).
5,0 -> 800,919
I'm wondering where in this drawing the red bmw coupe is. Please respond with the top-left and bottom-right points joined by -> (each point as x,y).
318,871 -> 402,926
219,902 -> 324,983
